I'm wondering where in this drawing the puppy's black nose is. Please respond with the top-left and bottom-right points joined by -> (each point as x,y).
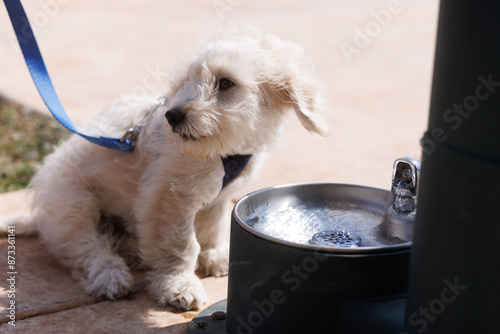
165,108 -> 186,128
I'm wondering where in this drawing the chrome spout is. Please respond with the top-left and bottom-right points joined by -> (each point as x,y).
392,158 -> 421,214
381,157 -> 421,241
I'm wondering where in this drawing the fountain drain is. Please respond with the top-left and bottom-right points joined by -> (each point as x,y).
310,230 -> 362,247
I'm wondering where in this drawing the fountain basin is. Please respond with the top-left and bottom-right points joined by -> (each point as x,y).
226,183 -> 411,334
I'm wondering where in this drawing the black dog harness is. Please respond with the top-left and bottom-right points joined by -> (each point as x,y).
221,154 -> 252,189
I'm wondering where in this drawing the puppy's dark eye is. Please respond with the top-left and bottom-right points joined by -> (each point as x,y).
218,78 -> 234,91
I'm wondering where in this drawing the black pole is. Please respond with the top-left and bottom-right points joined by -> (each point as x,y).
405,1 -> 500,333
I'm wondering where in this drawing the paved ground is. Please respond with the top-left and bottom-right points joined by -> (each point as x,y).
0,0 -> 439,332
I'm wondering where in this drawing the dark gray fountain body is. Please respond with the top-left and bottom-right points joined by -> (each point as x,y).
404,0 -> 500,332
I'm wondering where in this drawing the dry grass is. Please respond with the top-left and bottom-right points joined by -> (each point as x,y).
0,99 -> 69,193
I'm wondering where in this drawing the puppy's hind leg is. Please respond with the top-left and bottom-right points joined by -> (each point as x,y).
77,235 -> 134,300
38,192 -> 133,300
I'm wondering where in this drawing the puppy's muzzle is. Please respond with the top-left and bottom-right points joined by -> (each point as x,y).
165,108 -> 186,128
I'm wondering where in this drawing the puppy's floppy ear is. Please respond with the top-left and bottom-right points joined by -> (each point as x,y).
259,37 -> 330,136
284,75 -> 330,136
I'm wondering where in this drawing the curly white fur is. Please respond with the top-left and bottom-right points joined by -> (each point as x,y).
0,26 -> 329,310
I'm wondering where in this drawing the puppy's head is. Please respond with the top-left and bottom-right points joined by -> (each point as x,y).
165,27 -> 329,159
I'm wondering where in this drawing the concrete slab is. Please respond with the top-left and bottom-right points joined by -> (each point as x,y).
0,277 -> 227,334
0,234 -> 227,332
2,274 -> 227,334
0,236 -> 95,325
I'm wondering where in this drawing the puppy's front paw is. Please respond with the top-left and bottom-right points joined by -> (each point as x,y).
197,245 -> 229,277
151,273 -> 207,310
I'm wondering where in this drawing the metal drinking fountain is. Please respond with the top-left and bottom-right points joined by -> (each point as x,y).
187,157 -> 420,334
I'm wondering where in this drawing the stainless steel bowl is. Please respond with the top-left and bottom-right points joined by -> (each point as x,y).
234,182 -> 412,253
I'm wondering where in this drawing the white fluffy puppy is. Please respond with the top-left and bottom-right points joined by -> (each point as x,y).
0,27 -> 329,310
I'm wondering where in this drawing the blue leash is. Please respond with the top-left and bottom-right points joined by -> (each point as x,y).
3,0 -> 136,153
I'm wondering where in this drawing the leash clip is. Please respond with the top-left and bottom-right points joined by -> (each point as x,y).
119,97 -> 166,146
120,128 -> 140,145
